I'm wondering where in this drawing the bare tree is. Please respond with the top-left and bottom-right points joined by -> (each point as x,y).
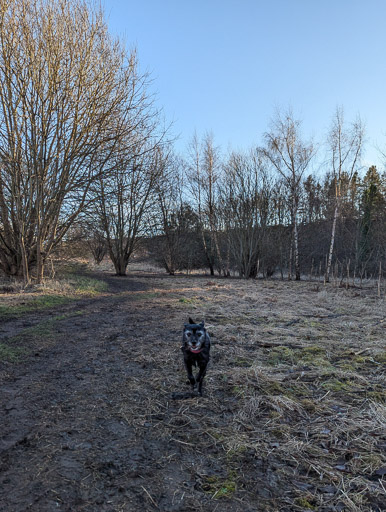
95,142 -> 166,276
152,154 -> 190,275
220,150 -> 271,278
262,109 -> 315,280
0,0 -> 147,282
324,107 -> 364,282
186,133 -> 225,275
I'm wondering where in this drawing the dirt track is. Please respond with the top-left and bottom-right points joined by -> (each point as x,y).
0,271 -> 385,511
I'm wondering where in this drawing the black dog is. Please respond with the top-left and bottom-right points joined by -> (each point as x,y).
181,318 -> 210,396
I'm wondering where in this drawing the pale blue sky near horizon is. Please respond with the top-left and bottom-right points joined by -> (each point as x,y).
105,0 -> 386,171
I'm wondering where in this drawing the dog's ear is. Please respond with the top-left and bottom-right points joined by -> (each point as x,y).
200,321 -> 205,327
188,317 -> 195,324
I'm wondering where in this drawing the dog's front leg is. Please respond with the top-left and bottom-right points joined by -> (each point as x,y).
185,360 -> 196,390
196,362 -> 208,396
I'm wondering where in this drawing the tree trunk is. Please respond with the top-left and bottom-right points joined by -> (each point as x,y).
325,202 -> 339,282
19,234 -> 30,284
200,228 -> 214,275
288,240 -> 293,281
293,220 -> 300,280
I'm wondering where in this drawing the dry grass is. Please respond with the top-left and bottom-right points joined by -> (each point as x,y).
123,274 -> 385,510
1,264 -> 385,510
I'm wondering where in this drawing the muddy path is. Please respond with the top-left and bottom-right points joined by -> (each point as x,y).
0,271 -> 385,511
0,272 -> 245,512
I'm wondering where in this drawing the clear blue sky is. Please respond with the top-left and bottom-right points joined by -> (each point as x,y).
105,0 -> 386,169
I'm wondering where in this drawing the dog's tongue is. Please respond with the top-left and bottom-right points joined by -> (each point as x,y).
190,347 -> 202,353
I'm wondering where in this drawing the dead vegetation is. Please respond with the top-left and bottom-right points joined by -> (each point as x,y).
0,266 -> 385,511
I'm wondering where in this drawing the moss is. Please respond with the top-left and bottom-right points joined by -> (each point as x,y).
271,425 -> 290,438
226,445 -> 247,461
202,472 -> 237,499
301,399 -> 316,413
321,378 -> 354,392
301,345 -> 324,355
297,345 -> 332,368
262,380 -> 285,395
294,496 -> 316,510
268,346 -> 294,365
285,383 -> 310,397
233,357 -> 252,368
302,356 -> 332,368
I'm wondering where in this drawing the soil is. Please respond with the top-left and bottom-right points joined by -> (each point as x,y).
0,269 -> 385,511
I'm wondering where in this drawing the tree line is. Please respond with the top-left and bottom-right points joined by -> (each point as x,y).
0,0 -> 385,283
149,121 -> 385,283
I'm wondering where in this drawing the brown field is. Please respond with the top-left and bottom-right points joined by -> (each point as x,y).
0,263 -> 385,511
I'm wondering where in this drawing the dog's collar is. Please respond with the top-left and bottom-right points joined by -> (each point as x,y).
189,347 -> 203,354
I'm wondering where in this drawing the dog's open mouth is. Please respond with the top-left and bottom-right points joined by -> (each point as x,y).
189,347 -> 202,353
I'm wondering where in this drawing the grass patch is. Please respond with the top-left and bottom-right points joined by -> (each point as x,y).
367,390 -> 386,403
374,351 -> 386,364
129,292 -> 161,301
0,342 -> 26,361
179,297 -> 197,304
0,295 -> 73,320
201,472 -> 237,499
268,346 -> 294,365
9,319 -> 57,343
267,344 -> 332,369
65,274 -> 108,295
294,496 -> 317,510
4,311 -> 85,361
321,377 -> 355,392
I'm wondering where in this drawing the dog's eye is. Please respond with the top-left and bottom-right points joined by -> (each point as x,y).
185,332 -> 192,337
197,332 -> 203,337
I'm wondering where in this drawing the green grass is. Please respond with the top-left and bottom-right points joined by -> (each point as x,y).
267,344 -> 332,369
179,297 -> 197,304
1,311 -> 85,362
202,472 -> 237,499
129,292 -> 161,301
65,274 -> 109,295
0,342 -> 26,361
0,295 -> 73,320
0,271 -> 108,321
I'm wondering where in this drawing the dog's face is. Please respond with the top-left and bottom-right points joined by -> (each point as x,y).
183,319 -> 206,353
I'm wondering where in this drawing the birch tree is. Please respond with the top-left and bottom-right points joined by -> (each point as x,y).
325,107 -> 364,282
262,110 -> 315,280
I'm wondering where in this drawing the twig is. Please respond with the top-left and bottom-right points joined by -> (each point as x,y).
141,486 -> 158,509
354,348 -> 371,356
318,390 -> 330,402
